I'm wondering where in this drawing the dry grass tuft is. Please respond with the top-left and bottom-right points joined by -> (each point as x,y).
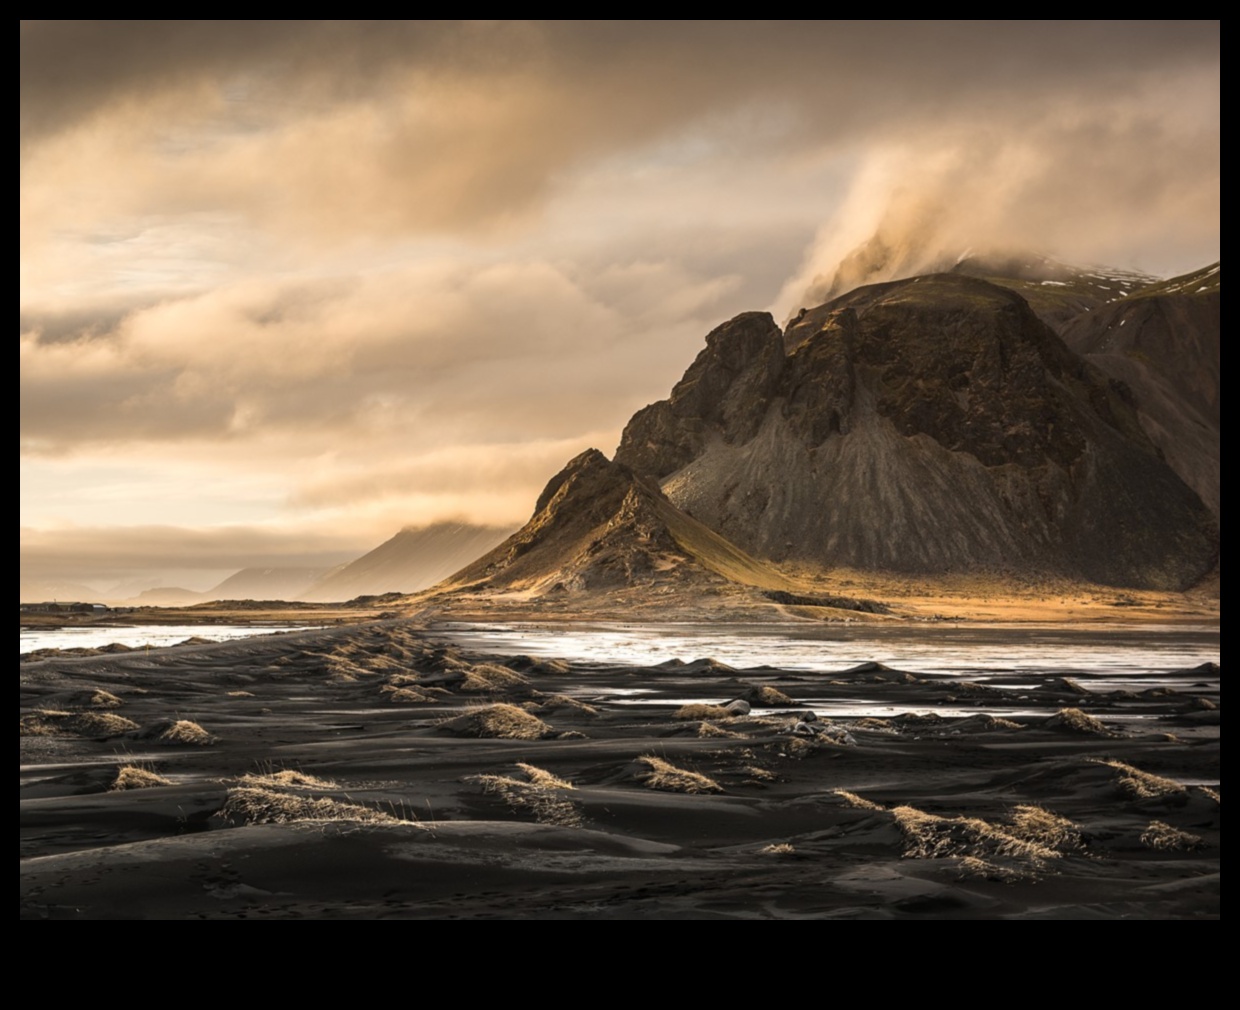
761,843 -> 795,855
636,755 -> 723,794
955,856 -> 1024,882
226,690 -> 255,698
90,689 -> 123,708
697,720 -> 742,739
1093,759 -> 1187,800
515,762 -> 573,790
458,663 -> 529,693
159,719 -> 213,745
534,694 -> 599,716
1006,805 -> 1083,852
833,789 -> 884,811
239,769 -> 339,790
744,685 -> 795,706
22,709 -> 139,737
111,765 -> 172,790
674,703 -> 730,720
1141,820 -> 1203,851
381,684 -> 438,703
892,805 -> 1061,874
1045,707 -> 1109,735
440,703 -> 550,740
469,763 -> 580,826
1198,786 -> 1220,805
744,765 -> 776,782
217,786 -> 402,826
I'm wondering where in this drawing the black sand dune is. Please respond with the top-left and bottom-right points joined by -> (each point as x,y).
20,619 -> 1219,919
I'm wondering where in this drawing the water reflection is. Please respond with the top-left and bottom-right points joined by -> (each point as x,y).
433,620 -> 1219,680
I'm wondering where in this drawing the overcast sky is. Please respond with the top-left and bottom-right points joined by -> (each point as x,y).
20,21 -> 1220,590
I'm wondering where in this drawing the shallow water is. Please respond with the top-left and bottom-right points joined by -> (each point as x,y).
432,620 -> 1220,682
20,623 -> 317,654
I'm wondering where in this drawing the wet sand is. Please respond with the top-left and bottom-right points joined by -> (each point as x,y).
20,618 -> 1220,919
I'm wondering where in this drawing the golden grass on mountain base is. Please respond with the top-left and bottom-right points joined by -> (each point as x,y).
1141,820 -> 1203,851
111,765 -> 173,790
440,703 -> 550,740
1093,759 -> 1187,800
637,755 -> 723,794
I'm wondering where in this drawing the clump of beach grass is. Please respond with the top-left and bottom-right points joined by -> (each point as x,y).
21,709 -> 139,737
1045,707 -> 1109,735
743,685 -> 795,706
1092,759 -> 1187,801
158,719 -> 213,745
1006,805 -> 1083,852
89,689 -> 123,708
381,684 -> 439,703
111,764 -> 173,790
216,786 -> 403,826
469,762 -> 580,827
458,663 -> 529,693
238,768 -> 339,790
697,720 -> 742,739
1140,820 -> 1203,851
673,703 -> 730,720
833,789 -> 884,811
440,703 -> 550,740
892,804 -> 1061,874
636,755 -> 723,794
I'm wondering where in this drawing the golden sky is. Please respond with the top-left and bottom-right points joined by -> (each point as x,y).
20,21 -> 1220,591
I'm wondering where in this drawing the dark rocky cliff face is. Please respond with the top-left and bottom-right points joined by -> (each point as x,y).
616,274 -> 1217,589
1059,266 -> 1220,519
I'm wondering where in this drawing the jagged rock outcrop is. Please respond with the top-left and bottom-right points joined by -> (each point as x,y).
435,449 -> 792,596
617,274 -> 1217,589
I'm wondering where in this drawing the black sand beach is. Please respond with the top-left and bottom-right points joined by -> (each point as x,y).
20,618 -> 1220,919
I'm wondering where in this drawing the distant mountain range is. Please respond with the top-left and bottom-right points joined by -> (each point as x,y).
300,522 -> 514,602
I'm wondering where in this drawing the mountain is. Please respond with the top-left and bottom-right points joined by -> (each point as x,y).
19,578 -> 105,604
950,254 -> 1155,333
130,587 -> 206,606
300,522 -> 514,602
1059,263 -> 1220,519
429,449 -> 794,599
616,274 -> 1217,589
205,566 -> 329,601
